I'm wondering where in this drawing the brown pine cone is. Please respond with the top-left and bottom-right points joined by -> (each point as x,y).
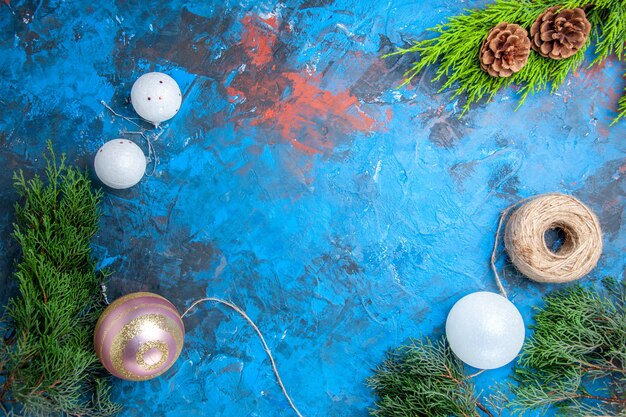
530,6 -> 591,59
480,22 -> 531,78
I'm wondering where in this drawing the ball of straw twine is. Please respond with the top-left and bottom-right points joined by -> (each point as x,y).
504,193 -> 602,283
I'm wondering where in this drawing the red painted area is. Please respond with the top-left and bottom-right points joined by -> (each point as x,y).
240,14 -> 278,67
228,14 -> 383,154
582,56 -> 612,82
253,72 -> 376,154
384,108 -> 393,123
597,125 -> 611,138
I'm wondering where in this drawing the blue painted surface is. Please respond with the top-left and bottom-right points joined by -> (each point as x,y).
0,0 -> 624,416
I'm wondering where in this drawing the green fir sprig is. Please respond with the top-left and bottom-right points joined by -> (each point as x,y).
367,337 -> 491,417
509,278 -> 626,416
367,279 -> 626,416
387,0 -> 626,122
0,145 -> 121,416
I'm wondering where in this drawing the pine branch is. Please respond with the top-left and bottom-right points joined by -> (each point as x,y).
509,278 -> 626,416
387,0 -> 626,122
0,144 -> 121,416
367,337 -> 489,417
476,400 -> 495,417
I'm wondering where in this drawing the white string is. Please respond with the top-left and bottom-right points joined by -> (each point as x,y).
100,101 -> 161,176
101,284 -> 110,305
181,297 -> 305,417
100,100 -> 144,129
123,130 -> 162,176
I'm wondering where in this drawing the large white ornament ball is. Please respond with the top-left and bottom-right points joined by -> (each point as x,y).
445,291 -> 525,370
94,139 -> 147,189
130,72 -> 182,125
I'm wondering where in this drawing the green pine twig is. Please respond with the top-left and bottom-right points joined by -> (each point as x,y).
509,277 -> 626,416
367,337 -> 490,417
387,0 -> 626,121
0,144 -> 121,416
368,279 -> 626,417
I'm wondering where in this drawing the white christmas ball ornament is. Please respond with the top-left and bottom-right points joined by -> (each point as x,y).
94,139 -> 146,189
130,72 -> 182,125
445,291 -> 525,370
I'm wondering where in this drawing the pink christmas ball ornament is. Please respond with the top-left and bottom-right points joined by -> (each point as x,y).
94,292 -> 185,381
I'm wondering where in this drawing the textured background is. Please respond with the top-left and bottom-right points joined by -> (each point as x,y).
1,0 -> 625,416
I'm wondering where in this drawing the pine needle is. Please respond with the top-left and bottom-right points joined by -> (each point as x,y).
387,0 -> 626,122
509,278 -> 626,416
368,279 -> 626,417
367,337 -> 486,417
0,144 -> 121,416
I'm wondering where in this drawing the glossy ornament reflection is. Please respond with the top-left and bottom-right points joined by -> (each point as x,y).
94,292 -> 185,381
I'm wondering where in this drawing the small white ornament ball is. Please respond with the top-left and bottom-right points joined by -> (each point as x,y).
94,139 -> 147,189
130,72 -> 182,125
445,291 -> 525,370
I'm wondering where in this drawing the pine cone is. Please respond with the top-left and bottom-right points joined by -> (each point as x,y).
530,7 -> 591,59
480,22 -> 531,78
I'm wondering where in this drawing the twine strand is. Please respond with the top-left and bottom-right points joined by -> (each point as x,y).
181,297 -> 304,417
491,206 -> 512,298
466,369 -> 486,379
492,193 -> 602,287
490,197 -> 532,298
